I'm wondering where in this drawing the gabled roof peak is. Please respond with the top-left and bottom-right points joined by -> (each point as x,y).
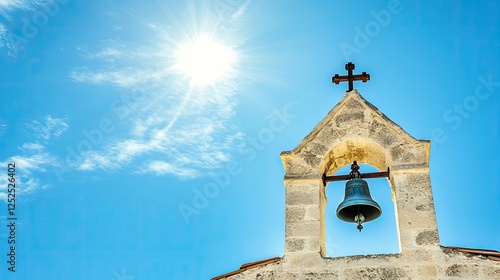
281,89 -> 430,177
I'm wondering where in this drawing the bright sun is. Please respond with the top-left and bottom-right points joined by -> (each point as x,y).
174,34 -> 237,87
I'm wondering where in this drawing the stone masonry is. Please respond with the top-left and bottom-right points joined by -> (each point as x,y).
218,90 -> 500,279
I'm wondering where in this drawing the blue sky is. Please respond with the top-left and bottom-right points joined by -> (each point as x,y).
0,0 -> 499,279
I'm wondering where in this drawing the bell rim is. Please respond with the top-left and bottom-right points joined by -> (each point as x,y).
336,201 -> 382,223
336,206 -> 382,223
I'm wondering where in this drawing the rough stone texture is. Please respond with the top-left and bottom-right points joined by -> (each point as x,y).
417,264 -> 438,278
401,249 -> 434,263
285,206 -> 306,222
344,267 -> 409,280
483,266 -> 500,278
220,90 -> 500,279
286,190 -> 319,205
415,230 -> 440,246
445,263 -> 479,277
285,238 -> 305,252
224,253 -> 499,279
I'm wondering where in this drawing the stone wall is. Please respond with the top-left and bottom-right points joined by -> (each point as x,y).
224,249 -> 500,279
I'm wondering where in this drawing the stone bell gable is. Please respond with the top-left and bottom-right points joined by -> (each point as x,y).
212,89 -> 500,279
279,89 -> 438,268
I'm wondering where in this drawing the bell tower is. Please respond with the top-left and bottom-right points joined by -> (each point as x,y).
279,62 -> 438,268
212,63 -> 500,279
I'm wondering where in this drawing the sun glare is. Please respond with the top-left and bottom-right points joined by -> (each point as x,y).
174,34 -> 237,87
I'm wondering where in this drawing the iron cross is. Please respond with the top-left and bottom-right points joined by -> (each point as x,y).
332,62 -> 370,92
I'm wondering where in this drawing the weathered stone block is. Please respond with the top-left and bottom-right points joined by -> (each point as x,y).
303,236 -> 321,252
283,252 -> 323,270
302,271 -> 339,280
285,206 -> 306,222
396,185 -> 433,202
335,111 -> 365,127
445,263 -> 479,277
483,266 -> 500,279
254,272 -> 277,280
286,190 -> 319,205
286,220 -> 320,238
285,181 -> 319,192
415,203 -> 432,212
285,238 -> 305,252
397,211 -> 437,230
415,230 -> 439,246
274,272 -> 300,280
406,173 -> 431,186
417,264 -> 437,278
304,205 -> 320,220
389,145 -> 417,163
344,267 -> 409,280
402,249 -> 433,262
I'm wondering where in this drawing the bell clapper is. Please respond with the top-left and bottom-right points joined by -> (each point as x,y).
354,206 -> 365,232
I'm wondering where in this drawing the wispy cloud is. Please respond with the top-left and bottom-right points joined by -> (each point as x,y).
0,0 -> 50,20
0,0 -> 50,11
25,115 -> 68,141
0,0 -> 32,11
0,152 -> 59,201
0,23 -> 7,49
0,115 -> 68,201
6,153 -> 55,174
20,142 -> 44,151
230,0 -> 251,22
77,151 -> 121,171
0,22 -> 15,54
67,80 -> 243,178
138,160 -> 198,178
69,67 -> 162,88
0,0 -> 64,55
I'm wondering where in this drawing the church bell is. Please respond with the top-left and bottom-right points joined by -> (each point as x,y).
336,178 -> 382,232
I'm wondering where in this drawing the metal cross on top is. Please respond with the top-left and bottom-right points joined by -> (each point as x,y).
332,62 -> 370,92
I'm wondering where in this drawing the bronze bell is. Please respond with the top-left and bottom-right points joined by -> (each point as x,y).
336,178 -> 382,231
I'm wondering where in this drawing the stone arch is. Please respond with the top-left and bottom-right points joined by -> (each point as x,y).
320,138 -> 389,176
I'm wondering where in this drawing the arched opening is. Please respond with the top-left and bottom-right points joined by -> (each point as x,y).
325,163 -> 400,257
319,139 -> 400,257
